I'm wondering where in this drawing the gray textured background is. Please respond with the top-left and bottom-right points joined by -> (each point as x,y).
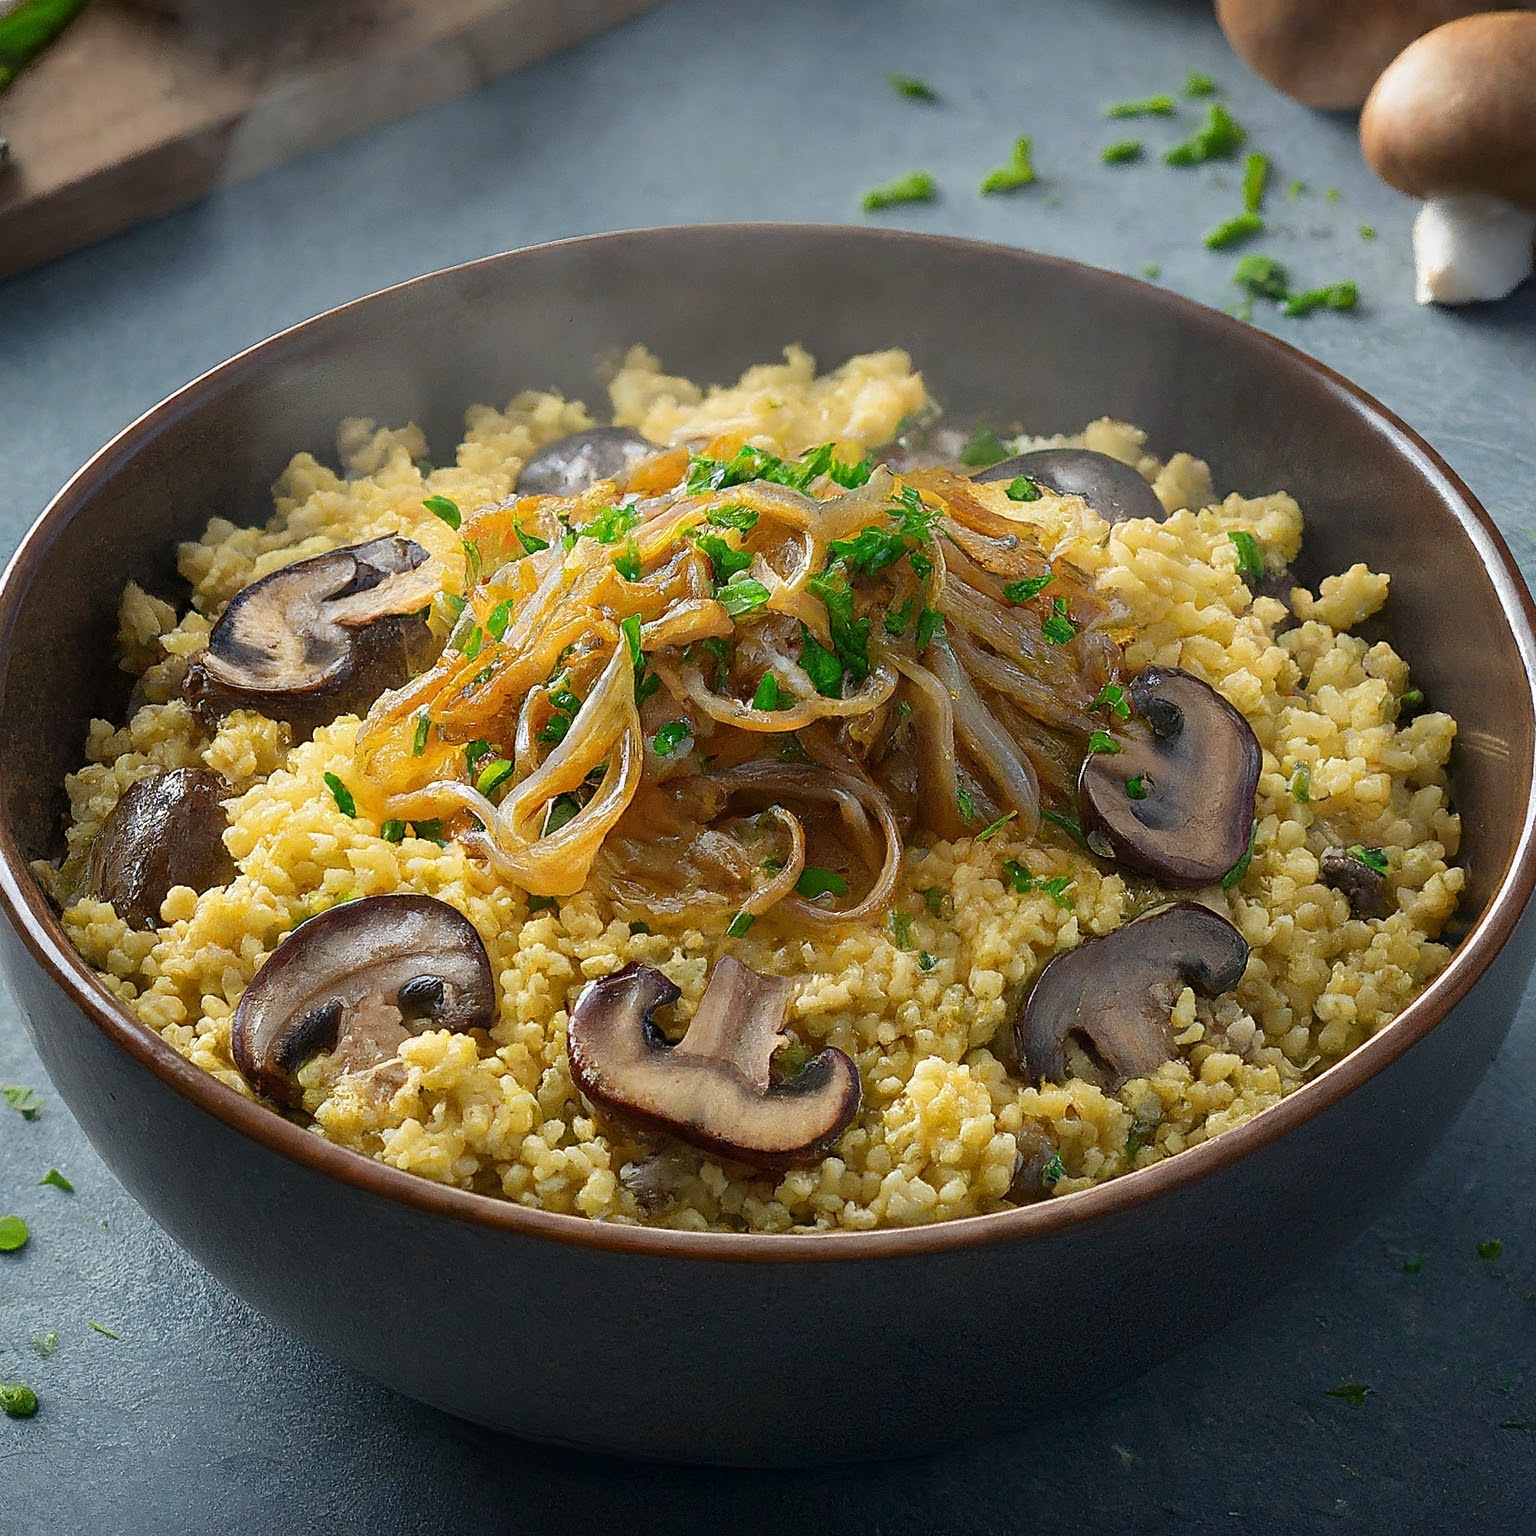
2,1 -> 1533,1531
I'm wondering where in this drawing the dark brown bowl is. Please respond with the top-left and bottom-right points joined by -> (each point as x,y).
1,226 -> 1533,1466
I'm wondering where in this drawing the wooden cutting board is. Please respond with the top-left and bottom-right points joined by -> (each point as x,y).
0,0 -> 661,280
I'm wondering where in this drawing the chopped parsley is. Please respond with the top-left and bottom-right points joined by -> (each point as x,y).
1359,224 -> 1377,241
486,598 -> 514,640
751,673 -> 780,711
1005,474 -> 1042,502
1088,730 -> 1121,755
1139,261 -> 1162,279
461,538 -> 482,583
323,774 -> 357,818
706,504 -> 759,532
87,1321 -> 118,1339
0,1383 -> 38,1418
1227,529 -> 1264,582
1242,152 -> 1268,214
1478,1239 -> 1504,1261
1400,687 -> 1424,711
475,758 -> 514,796
39,1168 -> 73,1193
1003,573 -> 1055,605
1222,820 -> 1259,888
544,794 -> 582,836
698,636 -> 732,690
1401,1256 -> 1424,1274
0,1215 -> 29,1251
409,819 -> 446,846
918,951 -> 938,973
422,494 -> 461,530
796,867 -> 849,900
539,680 -> 583,745
1040,1152 -> 1066,1185
1287,179 -> 1305,201
2,1084 -> 41,1121
956,788 -> 977,822
806,566 -> 872,681
1125,774 -> 1150,801
1093,683 -> 1131,719
380,819 -> 407,843
726,910 -> 755,938
453,623 -> 485,660
979,137 -> 1037,195
527,894 -> 558,914
922,887 -> 950,918
888,72 -> 937,101
695,531 -> 754,585
465,739 -> 493,774
1041,807 -> 1087,847
1347,844 -> 1390,875
32,1332 -> 57,1357
1204,212 -> 1264,250
412,713 -> 431,756
1324,1382 -> 1369,1407
1283,280 -> 1358,317
718,575 -> 772,618
651,721 -> 692,757
1185,71 -> 1216,96
1104,94 -> 1175,118
687,442 -> 870,496
959,425 -> 1010,467
1233,252 -> 1290,301
614,538 -> 643,582
1001,861 -> 1075,909
514,522 -> 549,556
579,502 -> 641,545
888,910 -> 914,949
1288,763 -> 1311,804
1164,103 -> 1246,166
884,597 -> 915,638
861,171 -> 937,211
1041,597 -> 1078,644
1101,139 -> 1143,165
799,627 -> 845,697
976,811 -> 1017,843
915,607 -> 946,654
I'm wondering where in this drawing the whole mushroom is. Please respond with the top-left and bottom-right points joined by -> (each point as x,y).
1361,11 -> 1536,305
231,893 -> 494,1106
185,535 -> 441,732
566,956 -> 861,1170
1214,1 -> 1515,110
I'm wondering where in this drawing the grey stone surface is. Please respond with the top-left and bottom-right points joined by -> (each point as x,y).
1,0 -> 1533,1530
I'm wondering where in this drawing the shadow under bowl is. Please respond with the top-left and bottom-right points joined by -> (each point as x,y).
1,225 -> 1533,1466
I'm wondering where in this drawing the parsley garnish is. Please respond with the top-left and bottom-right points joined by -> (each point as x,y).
1283,281 -> 1358,317
1125,774 -> 1150,801
1204,212 -> 1264,250
1165,103 -> 1246,165
922,887 -> 950,918
807,566 -> 872,681
889,72 -> 937,101
1040,1152 -> 1066,1184
979,137 -> 1037,194
976,811 -> 1017,843
526,894 -> 558,914
1104,94 -> 1175,118
422,494 -> 461,530
453,623 -> 485,660
514,522 -> 549,555
1359,224 -> 1377,241
465,739 -> 493,774
915,607 -> 946,654
959,425 -> 1010,467
1041,597 -> 1078,644
620,613 -> 644,669
726,910 -> 754,938
475,758 -> 514,796
1400,688 -> 1424,711
544,794 -> 582,836
1101,139 -> 1143,165
539,680 -> 583,745
87,1321 -> 118,1339
614,537 -> 643,582
32,1332 -> 57,1357
1402,1256 -> 1424,1274
1041,808 -> 1087,847
1242,151 -> 1268,214
1348,844 -> 1389,875
706,504 -> 759,532
688,442 -> 867,495
695,531 -> 754,585
1004,573 -> 1055,603
409,819 -> 446,846
698,636 -> 732,690
1093,683 -> 1131,719
486,599 -> 514,640
1088,730 -> 1121,755
2,1084 -> 41,1121
380,819 -> 406,843
889,910 -> 914,949
1289,763 -> 1311,803
1185,71 -> 1216,96
39,1168 -> 72,1193
861,171 -> 937,211
0,1215 -> 29,1251
1478,1239 -> 1503,1261
751,673 -> 780,711
323,774 -> 357,818
796,867 -> 849,900
1325,1382 -> 1369,1407
1228,529 -> 1264,582
1222,820 -> 1259,888
799,627 -> 844,697
461,537 -> 482,583
1002,863 -> 1075,909
718,575 -> 771,617
0,1383 -> 38,1419
956,788 -> 977,822
884,597 -> 915,638
579,503 -> 641,545
1004,475 -> 1042,502
1233,252 -> 1289,301
651,721 -> 692,757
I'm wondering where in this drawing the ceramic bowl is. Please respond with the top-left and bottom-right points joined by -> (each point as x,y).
2,226 -> 1533,1465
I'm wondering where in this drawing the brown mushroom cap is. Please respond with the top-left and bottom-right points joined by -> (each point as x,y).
1215,0 -> 1504,110
516,427 -> 662,497
974,449 -> 1165,525
566,957 -> 861,1170
1360,12 -> 1536,210
185,535 -> 441,731
1079,666 -> 1261,885
1015,902 -> 1250,1088
78,768 -> 235,929
231,893 -> 494,1106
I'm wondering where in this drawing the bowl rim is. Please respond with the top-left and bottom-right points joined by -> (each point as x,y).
2,222 -> 1533,1264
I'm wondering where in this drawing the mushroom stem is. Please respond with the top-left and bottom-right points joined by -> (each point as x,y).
1412,194 -> 1536,305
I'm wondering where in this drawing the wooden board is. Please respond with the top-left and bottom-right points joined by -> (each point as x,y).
0,0 -> 660,280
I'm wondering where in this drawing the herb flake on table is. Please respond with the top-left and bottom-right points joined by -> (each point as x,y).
1185,71 -> 1217,97
0,1382 -> 38,1418
1102,139 -> 1143,165
1104,94 -> 1176,118
862,171 -> 936,211
1205,212 -> 1265,250
1164,103 -> 1246,166
888,72 -> 937,102
0,1215 -> 28,1251
87,1321 -> 118,1339
32,1331 -> 58,1357
1283,281 -> 1358,317
1325,1381 -> 1370,1406
1242,151 -> 1269,213
39,1168 -> 73,1193
979,138 -> 1037,195
2,1083 -> 41,1120
1478,1239 -> 1504,1261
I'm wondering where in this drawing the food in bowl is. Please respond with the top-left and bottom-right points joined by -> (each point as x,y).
37,346 -> 1464,1232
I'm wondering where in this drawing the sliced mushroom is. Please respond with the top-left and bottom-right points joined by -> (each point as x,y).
517,427 -> 662,497
1079,666 -> 1261,885
1015,902 -> 1250,1087
185,536 -> 440,732
1360,12 -> 1536,305
974,450 -> 1165,525
78,768 -> 235,929
1007,1119 -> 1060,1204
566,956 -> 861,1170
231,893 -> 494,1106
1320,847 -> 1389,919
